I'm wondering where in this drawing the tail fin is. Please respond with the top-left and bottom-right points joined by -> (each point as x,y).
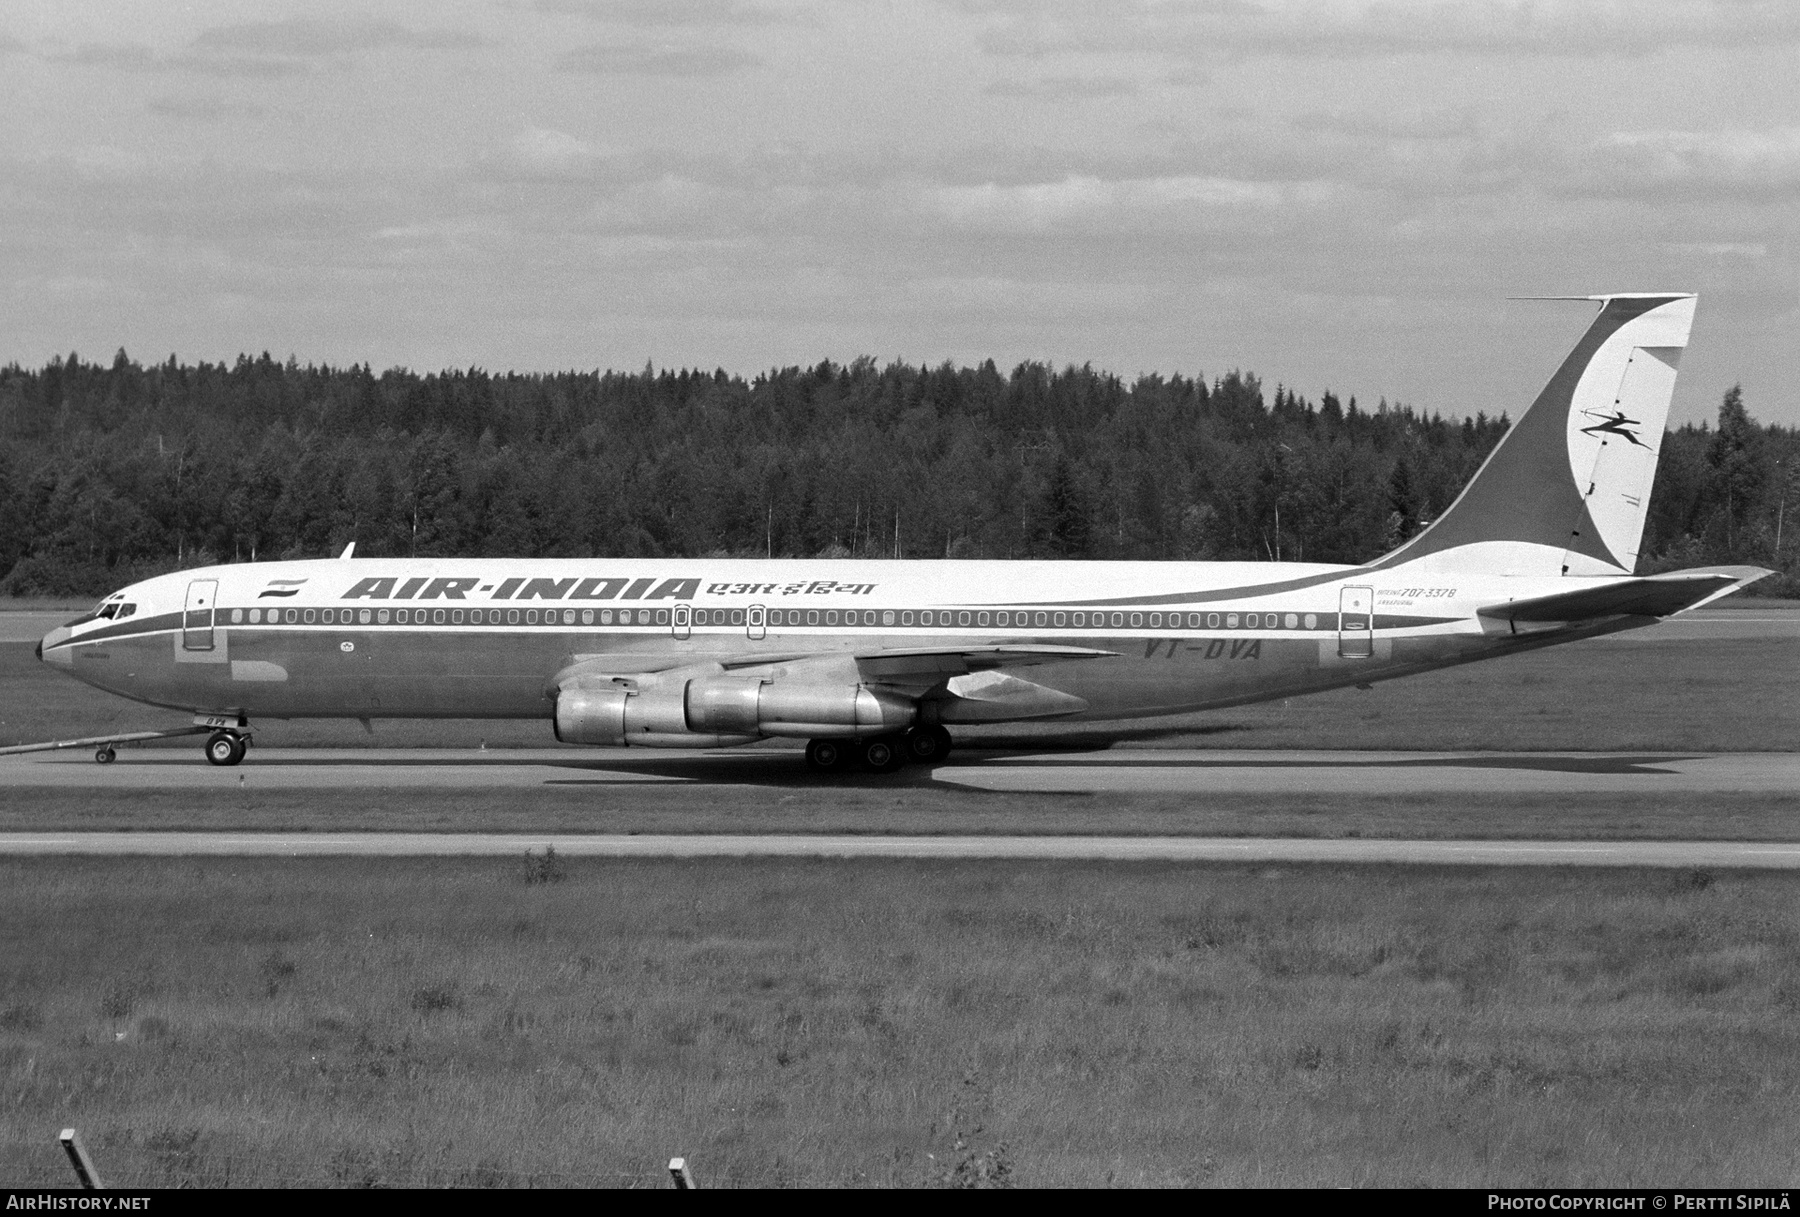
1379,293 -> 1696,576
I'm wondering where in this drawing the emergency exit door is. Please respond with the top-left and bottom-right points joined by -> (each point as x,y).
183,579 -> 218,650
1338,585 -> 1373,659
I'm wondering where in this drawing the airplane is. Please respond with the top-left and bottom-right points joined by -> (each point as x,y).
24,292 -> 1769,773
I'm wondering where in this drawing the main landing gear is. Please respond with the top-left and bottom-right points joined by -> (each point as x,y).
804,726 -> 952,775
205,730 -> 250,767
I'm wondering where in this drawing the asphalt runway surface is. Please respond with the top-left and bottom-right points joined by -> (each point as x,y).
2,745 -> 1796,796
3,831 -> 1798,867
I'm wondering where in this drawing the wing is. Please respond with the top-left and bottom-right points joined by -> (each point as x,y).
547,643 -> 1118,726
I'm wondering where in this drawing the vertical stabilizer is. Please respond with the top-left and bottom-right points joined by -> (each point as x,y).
1379,293 -> 1696,576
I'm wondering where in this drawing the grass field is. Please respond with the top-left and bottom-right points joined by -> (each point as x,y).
2,857 -> 1798,1188
5,785 -> 1800,842
3,626 -> 1798,755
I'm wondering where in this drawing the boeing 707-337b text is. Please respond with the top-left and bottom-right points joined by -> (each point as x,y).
26,293 -> 1769,773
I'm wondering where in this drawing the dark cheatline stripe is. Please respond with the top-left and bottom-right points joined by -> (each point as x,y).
42,610 -> 187,650
46,604 -> 1468,652
991,566 -> 1360,608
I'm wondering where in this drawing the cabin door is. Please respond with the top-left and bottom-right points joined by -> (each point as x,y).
1337,585 -> 1373,659
183,579 -> 219,651
671,603 -> 692,641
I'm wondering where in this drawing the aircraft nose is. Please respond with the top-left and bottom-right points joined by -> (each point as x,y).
39,626 -> 71,666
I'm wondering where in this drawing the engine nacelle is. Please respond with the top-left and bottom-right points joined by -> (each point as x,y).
554,684 -> 628,744
554,681 -> 757,748
685,675 -> 915,738
555,671 -> 917,746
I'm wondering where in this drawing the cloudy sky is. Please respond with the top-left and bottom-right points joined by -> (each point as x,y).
2,0 -> 1795,425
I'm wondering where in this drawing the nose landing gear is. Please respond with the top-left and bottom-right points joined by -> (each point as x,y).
205,731 -> 249,767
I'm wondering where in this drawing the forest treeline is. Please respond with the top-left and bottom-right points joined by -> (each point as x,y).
0,349 -> 1794,597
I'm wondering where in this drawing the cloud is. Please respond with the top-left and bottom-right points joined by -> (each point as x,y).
504,127 -> 616,179
985,75 -> 1139,100
0,35 -> 25,55
146,96 -> 269,121
535,0 -> 801,25
65,41 -> 307,78
555,43 -> 761,75
1556,127 -> 1800,202
969,0 -> 1800,61
191,19 -> 486,56
1292,108 -> 1478,142
63,20 -> 483,78
926,173 -> 1341,234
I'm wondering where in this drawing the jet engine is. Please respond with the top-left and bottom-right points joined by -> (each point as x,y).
553,671 -> 916,747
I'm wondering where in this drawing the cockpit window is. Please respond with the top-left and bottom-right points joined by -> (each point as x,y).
97,603 -> 119,619
116,604 -> 137,619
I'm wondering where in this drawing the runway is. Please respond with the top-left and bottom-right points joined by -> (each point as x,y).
2,744 -> 1796,796
2,831 -> 1798,867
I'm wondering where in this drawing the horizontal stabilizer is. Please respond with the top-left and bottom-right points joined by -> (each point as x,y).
1478,567 -> 1770,627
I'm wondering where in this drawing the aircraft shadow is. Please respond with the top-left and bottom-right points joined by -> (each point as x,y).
141,748 -> 1704,785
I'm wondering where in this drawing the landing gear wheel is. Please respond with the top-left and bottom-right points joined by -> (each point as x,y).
94,747 -> 115,765
205,731 -> 247,767
903,725 -> 952,765
805,739 -> 848,772
859,737 -> 905,774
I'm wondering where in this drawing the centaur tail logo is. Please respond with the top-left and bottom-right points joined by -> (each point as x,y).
1578,408 -> 1648,448
259,579 -> 308,598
